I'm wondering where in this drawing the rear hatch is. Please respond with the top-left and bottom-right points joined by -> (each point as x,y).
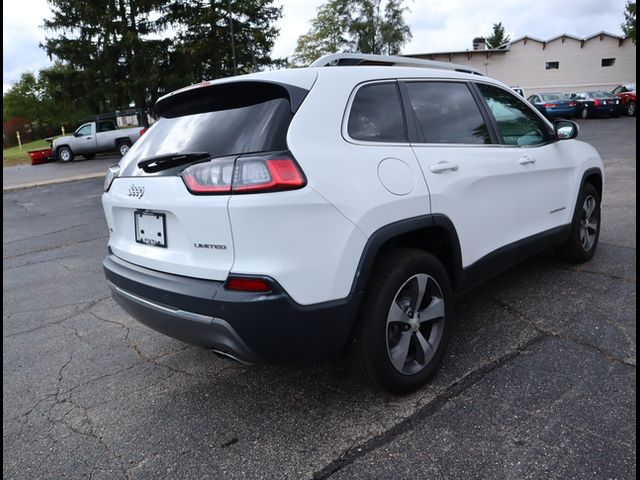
103,75 -> 313,280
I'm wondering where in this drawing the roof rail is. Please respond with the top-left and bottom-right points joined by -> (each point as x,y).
309,53 -> 484,76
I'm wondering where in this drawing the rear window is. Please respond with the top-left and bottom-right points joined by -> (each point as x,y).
121,84 -> 295,176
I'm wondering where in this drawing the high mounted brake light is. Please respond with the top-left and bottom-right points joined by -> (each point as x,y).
181,152 -> 306,195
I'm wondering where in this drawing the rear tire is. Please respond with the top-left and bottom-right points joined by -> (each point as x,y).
557,183 -> 600,263
627,101 -> 636,117
580,107 -> 589,119
348,249 -> 454,394
58,146 -> 74,162
117,141 -> 132,157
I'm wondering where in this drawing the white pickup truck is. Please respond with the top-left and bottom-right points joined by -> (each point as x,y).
51,120 -> 146,162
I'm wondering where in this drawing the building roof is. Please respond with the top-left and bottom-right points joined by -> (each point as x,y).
405,32 -> 631,58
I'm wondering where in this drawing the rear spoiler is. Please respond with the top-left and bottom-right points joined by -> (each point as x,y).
155,81 -> 309,118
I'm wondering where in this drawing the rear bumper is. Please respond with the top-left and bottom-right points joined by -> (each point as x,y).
546,107 -> 576,118
103,253 -> 361,363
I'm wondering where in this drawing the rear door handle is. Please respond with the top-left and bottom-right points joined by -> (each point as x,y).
430,162 -> 459,173
519,155 -> 536,165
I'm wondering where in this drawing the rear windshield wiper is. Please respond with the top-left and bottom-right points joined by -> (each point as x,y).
137,152 -> 210,173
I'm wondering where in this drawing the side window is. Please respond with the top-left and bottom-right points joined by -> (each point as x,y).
76,124 -> 92,136
347,82 -> 406,142
405,82 -> 491,144
476,83 -> 551,147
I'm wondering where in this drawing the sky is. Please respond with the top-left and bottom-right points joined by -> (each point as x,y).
3,0 -> 630,93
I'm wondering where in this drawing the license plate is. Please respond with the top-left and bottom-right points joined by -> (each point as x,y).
134,211 -> 167,247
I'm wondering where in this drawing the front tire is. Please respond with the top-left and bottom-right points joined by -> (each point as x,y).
348,249 -> 454,394
57,146 -> 74,162
557,183 -> 601,263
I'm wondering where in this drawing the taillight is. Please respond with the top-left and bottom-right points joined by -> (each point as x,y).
225,276 -> 272,292
181,152 -> 306,195
139,128 -> 147,135
594,99 -> 601,107
569,102 -> 576,107
543,103 -> 557,108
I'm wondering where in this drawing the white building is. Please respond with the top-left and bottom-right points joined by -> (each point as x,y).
405,32 -> 636,95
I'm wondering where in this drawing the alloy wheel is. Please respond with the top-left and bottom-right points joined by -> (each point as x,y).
386,273 -> 445,375
580,195 -> 598,251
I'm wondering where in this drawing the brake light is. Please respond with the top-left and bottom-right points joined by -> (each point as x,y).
226,277 -> 272,292
543,103 -> 557,108
181,152 -> 306,195
139,128 -> 147,135
594,99 -> 601,107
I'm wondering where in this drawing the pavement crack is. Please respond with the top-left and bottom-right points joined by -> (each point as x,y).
550,265 -> 635,284
3,235 -> 107,261
311,334 -> 546,479
2,218 -> 105,246
490,298 -> 636,368
89,310 -> 196,377
4,296 -> 112,339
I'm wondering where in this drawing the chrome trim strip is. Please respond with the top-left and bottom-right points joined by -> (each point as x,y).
108,281 -> 214,324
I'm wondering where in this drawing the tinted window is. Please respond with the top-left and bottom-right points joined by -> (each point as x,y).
122,97 -> 293,176
477,83 -> 551,146
540,94 -> 569,101
98,121 -> 117,132
405,82 -> 490,144
76,124 -> 92,136
348,83 -> 406,142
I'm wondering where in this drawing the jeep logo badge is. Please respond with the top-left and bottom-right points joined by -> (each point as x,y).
128,185 -> 145,199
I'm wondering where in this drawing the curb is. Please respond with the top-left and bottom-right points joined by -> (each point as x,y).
2,172 -> 106,192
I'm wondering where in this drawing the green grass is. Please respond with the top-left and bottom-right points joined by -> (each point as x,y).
3,138 -> 58,167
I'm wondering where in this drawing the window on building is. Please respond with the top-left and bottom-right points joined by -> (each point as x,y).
545,61 -> 560,70
601,58 -> 616,67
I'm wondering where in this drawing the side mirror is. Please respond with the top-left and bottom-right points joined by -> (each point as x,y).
73,132 -> 82,137
555,120 -> 579,140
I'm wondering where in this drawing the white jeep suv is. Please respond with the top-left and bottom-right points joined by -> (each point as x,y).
102,54 -> 603,393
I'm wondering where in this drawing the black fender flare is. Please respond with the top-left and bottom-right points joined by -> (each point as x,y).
349,214 -> 464,296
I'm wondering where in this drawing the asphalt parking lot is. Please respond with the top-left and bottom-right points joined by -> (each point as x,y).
3,117 -> 636,479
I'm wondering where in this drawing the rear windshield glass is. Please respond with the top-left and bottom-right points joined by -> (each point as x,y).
121,95 -> 293,176
540,94 -> 569,101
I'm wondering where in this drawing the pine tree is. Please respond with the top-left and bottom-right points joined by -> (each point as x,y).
485,22 -> 511,49
42,0 -> 170,110
163,0 -> 283,82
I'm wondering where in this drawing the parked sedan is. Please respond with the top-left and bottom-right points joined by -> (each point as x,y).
571,91 -> 621,119
527,93 -> 577,119
611,84 -> 636,116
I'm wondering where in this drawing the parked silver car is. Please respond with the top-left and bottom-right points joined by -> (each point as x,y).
52,121 -> 145,162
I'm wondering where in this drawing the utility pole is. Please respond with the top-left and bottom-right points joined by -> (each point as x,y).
228,0 -> 237,75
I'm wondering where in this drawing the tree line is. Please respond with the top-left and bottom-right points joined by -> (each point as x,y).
2,0 -> 413,147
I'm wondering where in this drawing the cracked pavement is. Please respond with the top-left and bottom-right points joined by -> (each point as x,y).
3,118 -> 636,479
